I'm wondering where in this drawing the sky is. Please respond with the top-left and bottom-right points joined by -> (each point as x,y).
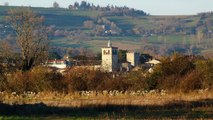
0,0 -> 213,15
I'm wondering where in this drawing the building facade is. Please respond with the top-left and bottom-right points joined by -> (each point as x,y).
46,60 -> 71,69
101,40 -> 118,72
126,52 -> 140,67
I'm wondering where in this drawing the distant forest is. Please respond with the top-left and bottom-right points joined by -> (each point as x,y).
67,1 -> 148,16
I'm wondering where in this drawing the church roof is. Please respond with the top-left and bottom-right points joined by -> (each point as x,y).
108,40 -> 112,47
102,40 -> 118,48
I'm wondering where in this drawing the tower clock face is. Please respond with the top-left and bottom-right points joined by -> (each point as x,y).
103,50 -> 110,55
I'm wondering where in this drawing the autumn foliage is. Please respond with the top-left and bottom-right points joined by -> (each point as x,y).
0,54 -> 213,93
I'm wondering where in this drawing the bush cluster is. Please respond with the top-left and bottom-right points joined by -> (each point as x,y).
0,54 -> 213,93
63,68 -> 147,92
0,66 -> 148,93
147,54 -> 213,92
0,66 -> 63,93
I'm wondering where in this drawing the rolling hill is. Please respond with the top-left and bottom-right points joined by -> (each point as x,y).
0,5 -> 213,57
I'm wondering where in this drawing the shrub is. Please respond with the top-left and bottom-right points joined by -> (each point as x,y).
27,66 -> 63,92
63,68 -> 149,91
149,54 -> 196,91
7,70 -> 26,93
0,64 -> 7,91
145,72 -> 160,90
85,70 -> 110,90
195,60 -> 213,89
158,75 -> 179,90
179,70 -> 203,92
63,68 -> 111,91
5,66 -> 63,93
121,71 -> 148,90
158,54 -> 195,77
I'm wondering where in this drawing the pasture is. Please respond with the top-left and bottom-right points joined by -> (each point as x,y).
0,90 -> 213,119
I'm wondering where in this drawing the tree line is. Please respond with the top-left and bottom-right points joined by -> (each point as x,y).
53,1 -> 148,17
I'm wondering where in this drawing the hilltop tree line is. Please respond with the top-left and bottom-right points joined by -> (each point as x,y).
68,1 -> 147,16
52,1 -> 213,38
52,1 -> 148,17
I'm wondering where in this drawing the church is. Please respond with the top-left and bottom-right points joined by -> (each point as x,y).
46,40 -> 141,73
101,40 -> 140,72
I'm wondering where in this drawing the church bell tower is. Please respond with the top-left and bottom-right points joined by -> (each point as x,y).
101,40 -> 118,72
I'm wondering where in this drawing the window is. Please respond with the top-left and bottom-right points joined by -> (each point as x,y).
103,50 -> 110,55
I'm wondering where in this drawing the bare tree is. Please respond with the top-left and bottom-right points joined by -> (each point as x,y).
0,41 -> 13,62
5,8 -> 49,71
0,40 -> 19,72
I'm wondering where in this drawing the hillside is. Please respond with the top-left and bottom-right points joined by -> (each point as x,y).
0,5 -> 213,57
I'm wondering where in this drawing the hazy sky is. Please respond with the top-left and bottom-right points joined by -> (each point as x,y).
0,0 -> 213,15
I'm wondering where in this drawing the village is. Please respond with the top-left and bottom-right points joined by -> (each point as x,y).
46,40 -> 160,73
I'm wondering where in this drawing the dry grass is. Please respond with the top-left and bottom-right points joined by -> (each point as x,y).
0,90 -> 213,119
1,90 -> 212,107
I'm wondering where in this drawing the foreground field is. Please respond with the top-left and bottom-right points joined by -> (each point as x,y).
0,90 -> 213,119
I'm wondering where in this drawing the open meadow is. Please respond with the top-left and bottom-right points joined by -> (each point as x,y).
0,90 -> 213,119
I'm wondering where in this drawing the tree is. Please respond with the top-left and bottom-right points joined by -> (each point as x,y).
74,2 -> 80,8
80,1 -> 87,9
53,2 -> 59,8
6,8 -> 49,71
0,41 -> 13,62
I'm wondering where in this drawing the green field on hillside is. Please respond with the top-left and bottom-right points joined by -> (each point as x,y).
1,5 -> 213,55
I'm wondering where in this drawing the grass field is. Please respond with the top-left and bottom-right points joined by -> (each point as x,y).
108,16 -> 156,30
0,91 -> 213,119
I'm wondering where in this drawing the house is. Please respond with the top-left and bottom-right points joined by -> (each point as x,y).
120,62 -> 132,72
145,59 -> 160,66
145,59 -> 161,73
126,52 -> 140,67
46,59 -> 71,69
